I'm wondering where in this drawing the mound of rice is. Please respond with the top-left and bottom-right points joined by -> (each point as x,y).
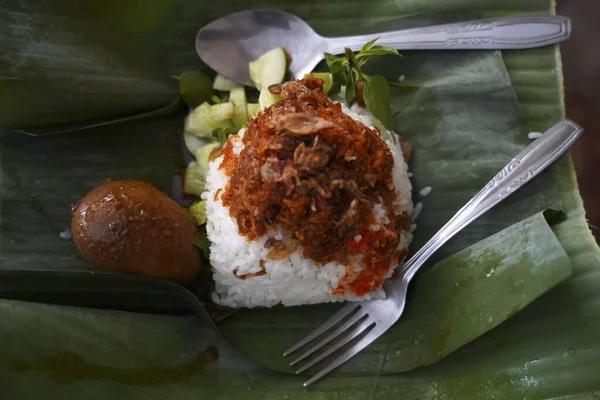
203,102 -> 413,308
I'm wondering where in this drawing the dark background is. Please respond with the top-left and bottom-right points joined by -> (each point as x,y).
558,0 -> 599,242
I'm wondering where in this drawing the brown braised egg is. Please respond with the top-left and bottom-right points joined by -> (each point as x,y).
71,180 -> 202,283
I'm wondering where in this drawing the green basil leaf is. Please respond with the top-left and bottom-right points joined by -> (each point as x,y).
193,229 -> 211,259
211,127 -> 238,145
358,45 -> 400,58
360,37 -> 379,52
344,68 -> 357,104
324,52 -> 342,66
178,71 -> 214,108
344,48 -> 356,65
357,57 -> 370,68
363,75 -> 393,129
324,52 -> 346,94
345,85 -> 356,104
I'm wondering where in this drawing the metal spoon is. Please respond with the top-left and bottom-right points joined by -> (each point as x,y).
196,10 -> 571,86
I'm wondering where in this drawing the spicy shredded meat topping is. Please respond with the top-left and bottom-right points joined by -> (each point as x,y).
221,78 -> 406,273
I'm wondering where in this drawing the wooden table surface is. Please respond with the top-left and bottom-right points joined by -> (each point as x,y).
558,0 -> 599,242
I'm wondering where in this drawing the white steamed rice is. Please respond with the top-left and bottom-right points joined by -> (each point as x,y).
203,103 -> 414,308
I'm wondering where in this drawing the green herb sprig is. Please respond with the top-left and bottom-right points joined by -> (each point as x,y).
193,228 -> 211,258
324,38 -> 399,129
211,127 -> 239,145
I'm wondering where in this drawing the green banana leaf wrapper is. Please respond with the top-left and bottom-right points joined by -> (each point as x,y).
1,0 -> 600,398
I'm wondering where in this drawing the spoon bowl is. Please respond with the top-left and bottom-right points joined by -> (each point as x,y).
196,10 -> 327,86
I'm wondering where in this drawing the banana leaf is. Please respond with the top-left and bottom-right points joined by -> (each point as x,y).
1,0 -> 600,399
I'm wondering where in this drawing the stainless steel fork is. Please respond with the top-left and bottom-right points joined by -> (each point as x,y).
283,119 -> 583,386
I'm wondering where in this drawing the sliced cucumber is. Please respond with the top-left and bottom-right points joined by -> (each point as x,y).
184,162 -> 206,197
184,102 -> 234,137
188,200 -> 207,225
183,132 -> 210,155
304,72 -> 334,93
206,102 -> 234,119
249,47 -> 287,90
195,142 -> 221,177
247,103 -> 260,118
213,74 -> 242,91
258,88 -> 283,110
230,87 -> 248,128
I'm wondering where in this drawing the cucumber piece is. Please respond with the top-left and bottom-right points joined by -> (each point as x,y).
183,132 -> 209,155
188,200 -> 207,225
183,162 -> 206,197
206,102 -> 234,119
304,72 -> 334,93
258,88 -> 282,111
195,142 -> 222,177
230,87 -> 248,128
184,102 -> 234,137
247,103 -> 260,118
213,74 -> 242,91
249,47 -> 287,90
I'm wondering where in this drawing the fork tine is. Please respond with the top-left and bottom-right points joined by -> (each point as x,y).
289,309 -> 367,366
283,303 -> 359,356
295,318 -> 375,374
302,325 -> 382,387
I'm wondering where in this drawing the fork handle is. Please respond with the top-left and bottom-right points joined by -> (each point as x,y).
397,120 -> 582,286
326,15 -> 571,53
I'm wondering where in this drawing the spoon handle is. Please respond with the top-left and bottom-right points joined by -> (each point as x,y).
326,15 -> 571,53
397,119 -> 583,286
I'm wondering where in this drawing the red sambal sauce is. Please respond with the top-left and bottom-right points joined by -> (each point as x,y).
221,77 -> 408,295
